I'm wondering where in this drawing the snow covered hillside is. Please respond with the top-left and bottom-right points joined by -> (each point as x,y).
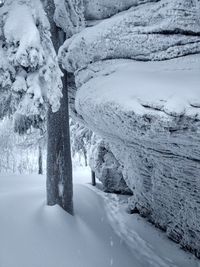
61,0 -> 200,257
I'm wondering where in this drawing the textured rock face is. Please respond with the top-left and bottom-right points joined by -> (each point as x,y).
89,136 -> 132,194
61,0 -> 200,72
74,55 -> 200,257
63,0 -> 200,257
83,0 -> 157,20
74,54 -> 200,256
109,130 -> 200,256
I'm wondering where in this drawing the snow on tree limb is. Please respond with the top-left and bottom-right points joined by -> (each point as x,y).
0,0 -> 62,118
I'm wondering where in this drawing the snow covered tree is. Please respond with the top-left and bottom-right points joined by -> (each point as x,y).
0,116 -> 45,174
44,0 -> 84,215
0,0 -> 62,117
0,0 -> 84,214
14,113 -> 46,175
70,120 -> 93,166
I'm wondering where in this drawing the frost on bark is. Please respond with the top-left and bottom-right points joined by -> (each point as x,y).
45,1 -> 73,214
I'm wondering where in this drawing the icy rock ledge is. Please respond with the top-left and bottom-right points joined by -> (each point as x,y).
74,55 -> 200,257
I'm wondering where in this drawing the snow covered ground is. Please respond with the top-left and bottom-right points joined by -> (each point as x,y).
0,167 -> 199,267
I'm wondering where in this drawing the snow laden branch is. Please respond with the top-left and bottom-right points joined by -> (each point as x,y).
0,0 -> 62,119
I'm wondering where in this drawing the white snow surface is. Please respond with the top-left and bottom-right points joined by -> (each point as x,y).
4,3 -> 41,59
0,168 -> 199,267
76,54 -> 200,123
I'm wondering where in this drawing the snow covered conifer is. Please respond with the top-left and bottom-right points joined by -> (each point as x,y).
44,0 -> 84,215
0,0 -> 84,214
0,0 -> 62,118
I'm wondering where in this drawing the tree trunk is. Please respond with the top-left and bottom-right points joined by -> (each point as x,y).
83,148 -> 87,167
38,144 -> 43,175
91,171 -> 96,186
45,1 -> 73,215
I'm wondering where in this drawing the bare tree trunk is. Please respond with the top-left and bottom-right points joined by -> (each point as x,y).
83,148 -> 87,167
38,144 -> 43,175
91,171 -> 96,186
45,1 -> 73,215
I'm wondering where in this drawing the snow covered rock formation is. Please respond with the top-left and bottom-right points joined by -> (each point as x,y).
62,0 -> 200,257
89,136 -> 132,194
61,0 -> 200,72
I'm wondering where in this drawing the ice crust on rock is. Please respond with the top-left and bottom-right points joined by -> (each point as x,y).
61,0 -> 200,72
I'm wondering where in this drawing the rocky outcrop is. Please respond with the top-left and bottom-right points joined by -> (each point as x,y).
62,0 -> 200,257
74,55 -> 200,257
83,0 -> 158,20
89,136 -> 132,194
61,0 -> 200,72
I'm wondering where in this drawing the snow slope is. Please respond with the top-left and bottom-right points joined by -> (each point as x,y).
0,169 -> 199,267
